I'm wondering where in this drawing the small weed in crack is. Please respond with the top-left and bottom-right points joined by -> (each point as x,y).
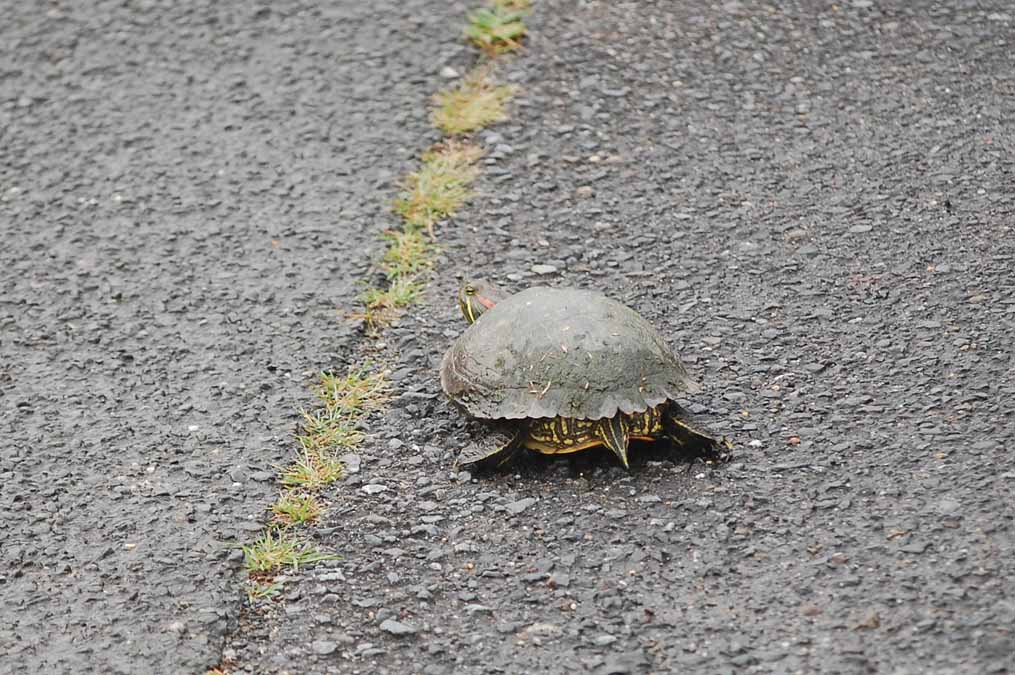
381,229 -> 436,279
242,528 -> 339,576
492,0 -> 532,11
244,579 -> 283,604
297,407 -> 364,452
314,366 -> 391,418
464,4 -> 527,55
393,141 -> 484,235
271,490 -> 324,526
281,448 -> 345,489
432,69 -> 517,135
354,277 -> 426,330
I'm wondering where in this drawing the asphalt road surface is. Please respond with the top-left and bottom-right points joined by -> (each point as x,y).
3,1 -> 465,672
4,1 -> 1014,674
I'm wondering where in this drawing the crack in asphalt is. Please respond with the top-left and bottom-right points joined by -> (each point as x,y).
1,0 -> 464,672
4,0 -> 1015,674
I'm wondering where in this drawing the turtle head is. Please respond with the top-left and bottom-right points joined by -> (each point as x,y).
458,278 -> 506,324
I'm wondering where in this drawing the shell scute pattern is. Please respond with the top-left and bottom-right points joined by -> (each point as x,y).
440,287 -> 699,421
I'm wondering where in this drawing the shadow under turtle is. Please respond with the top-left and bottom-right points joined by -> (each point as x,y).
440,279 -> 731,472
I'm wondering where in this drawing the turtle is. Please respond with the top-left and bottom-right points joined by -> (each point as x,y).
440,278 -> 726,469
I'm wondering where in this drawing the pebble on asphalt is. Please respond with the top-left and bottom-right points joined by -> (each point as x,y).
379,619 -> 419,636
311,640 -> 337,655
505,497 -> 537,515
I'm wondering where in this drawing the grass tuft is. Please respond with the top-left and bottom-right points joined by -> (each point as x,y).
271,490 -> 325,526
297,407 -> 364,452
282,448 -> 345,489
314,366 -> 390,417
381,229 -> 436,280
432,70 -> 517,136
243,528 -> 339,575
353,276 -> 426,330
465,5 -> 527,55
420,140 -> 486,165
492,0 -> 532,12
393,141 -> 484,234
245,579 -> 284,603
346,305 -> 389,334
362,276 -> 424,310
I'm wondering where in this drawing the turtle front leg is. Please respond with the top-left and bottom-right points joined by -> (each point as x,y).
455,426 -> 523,471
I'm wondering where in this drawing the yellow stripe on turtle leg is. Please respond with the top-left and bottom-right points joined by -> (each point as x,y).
596,414 -> 630,469
456,427 -> 521,468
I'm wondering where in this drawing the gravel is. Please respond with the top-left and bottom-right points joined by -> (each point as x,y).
311,641 -> 338,656
218,1 -> 1013,673
504,497 -> 538,514
1,0 -> 466,672
5,0 -> 1014,674
378,620 -> 419,637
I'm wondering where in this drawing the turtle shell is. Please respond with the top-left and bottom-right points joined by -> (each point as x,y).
440,287 -> 700,421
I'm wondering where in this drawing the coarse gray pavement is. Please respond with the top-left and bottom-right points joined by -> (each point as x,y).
4,1 -> 1015,675
221,1 -> 1015,674
1,1 -> 467,672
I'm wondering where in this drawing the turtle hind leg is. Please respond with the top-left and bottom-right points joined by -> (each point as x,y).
455,427 -> 522,472
663,405 -> 731,463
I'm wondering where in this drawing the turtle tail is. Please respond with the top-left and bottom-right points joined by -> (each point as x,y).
595,414 -> 630,469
